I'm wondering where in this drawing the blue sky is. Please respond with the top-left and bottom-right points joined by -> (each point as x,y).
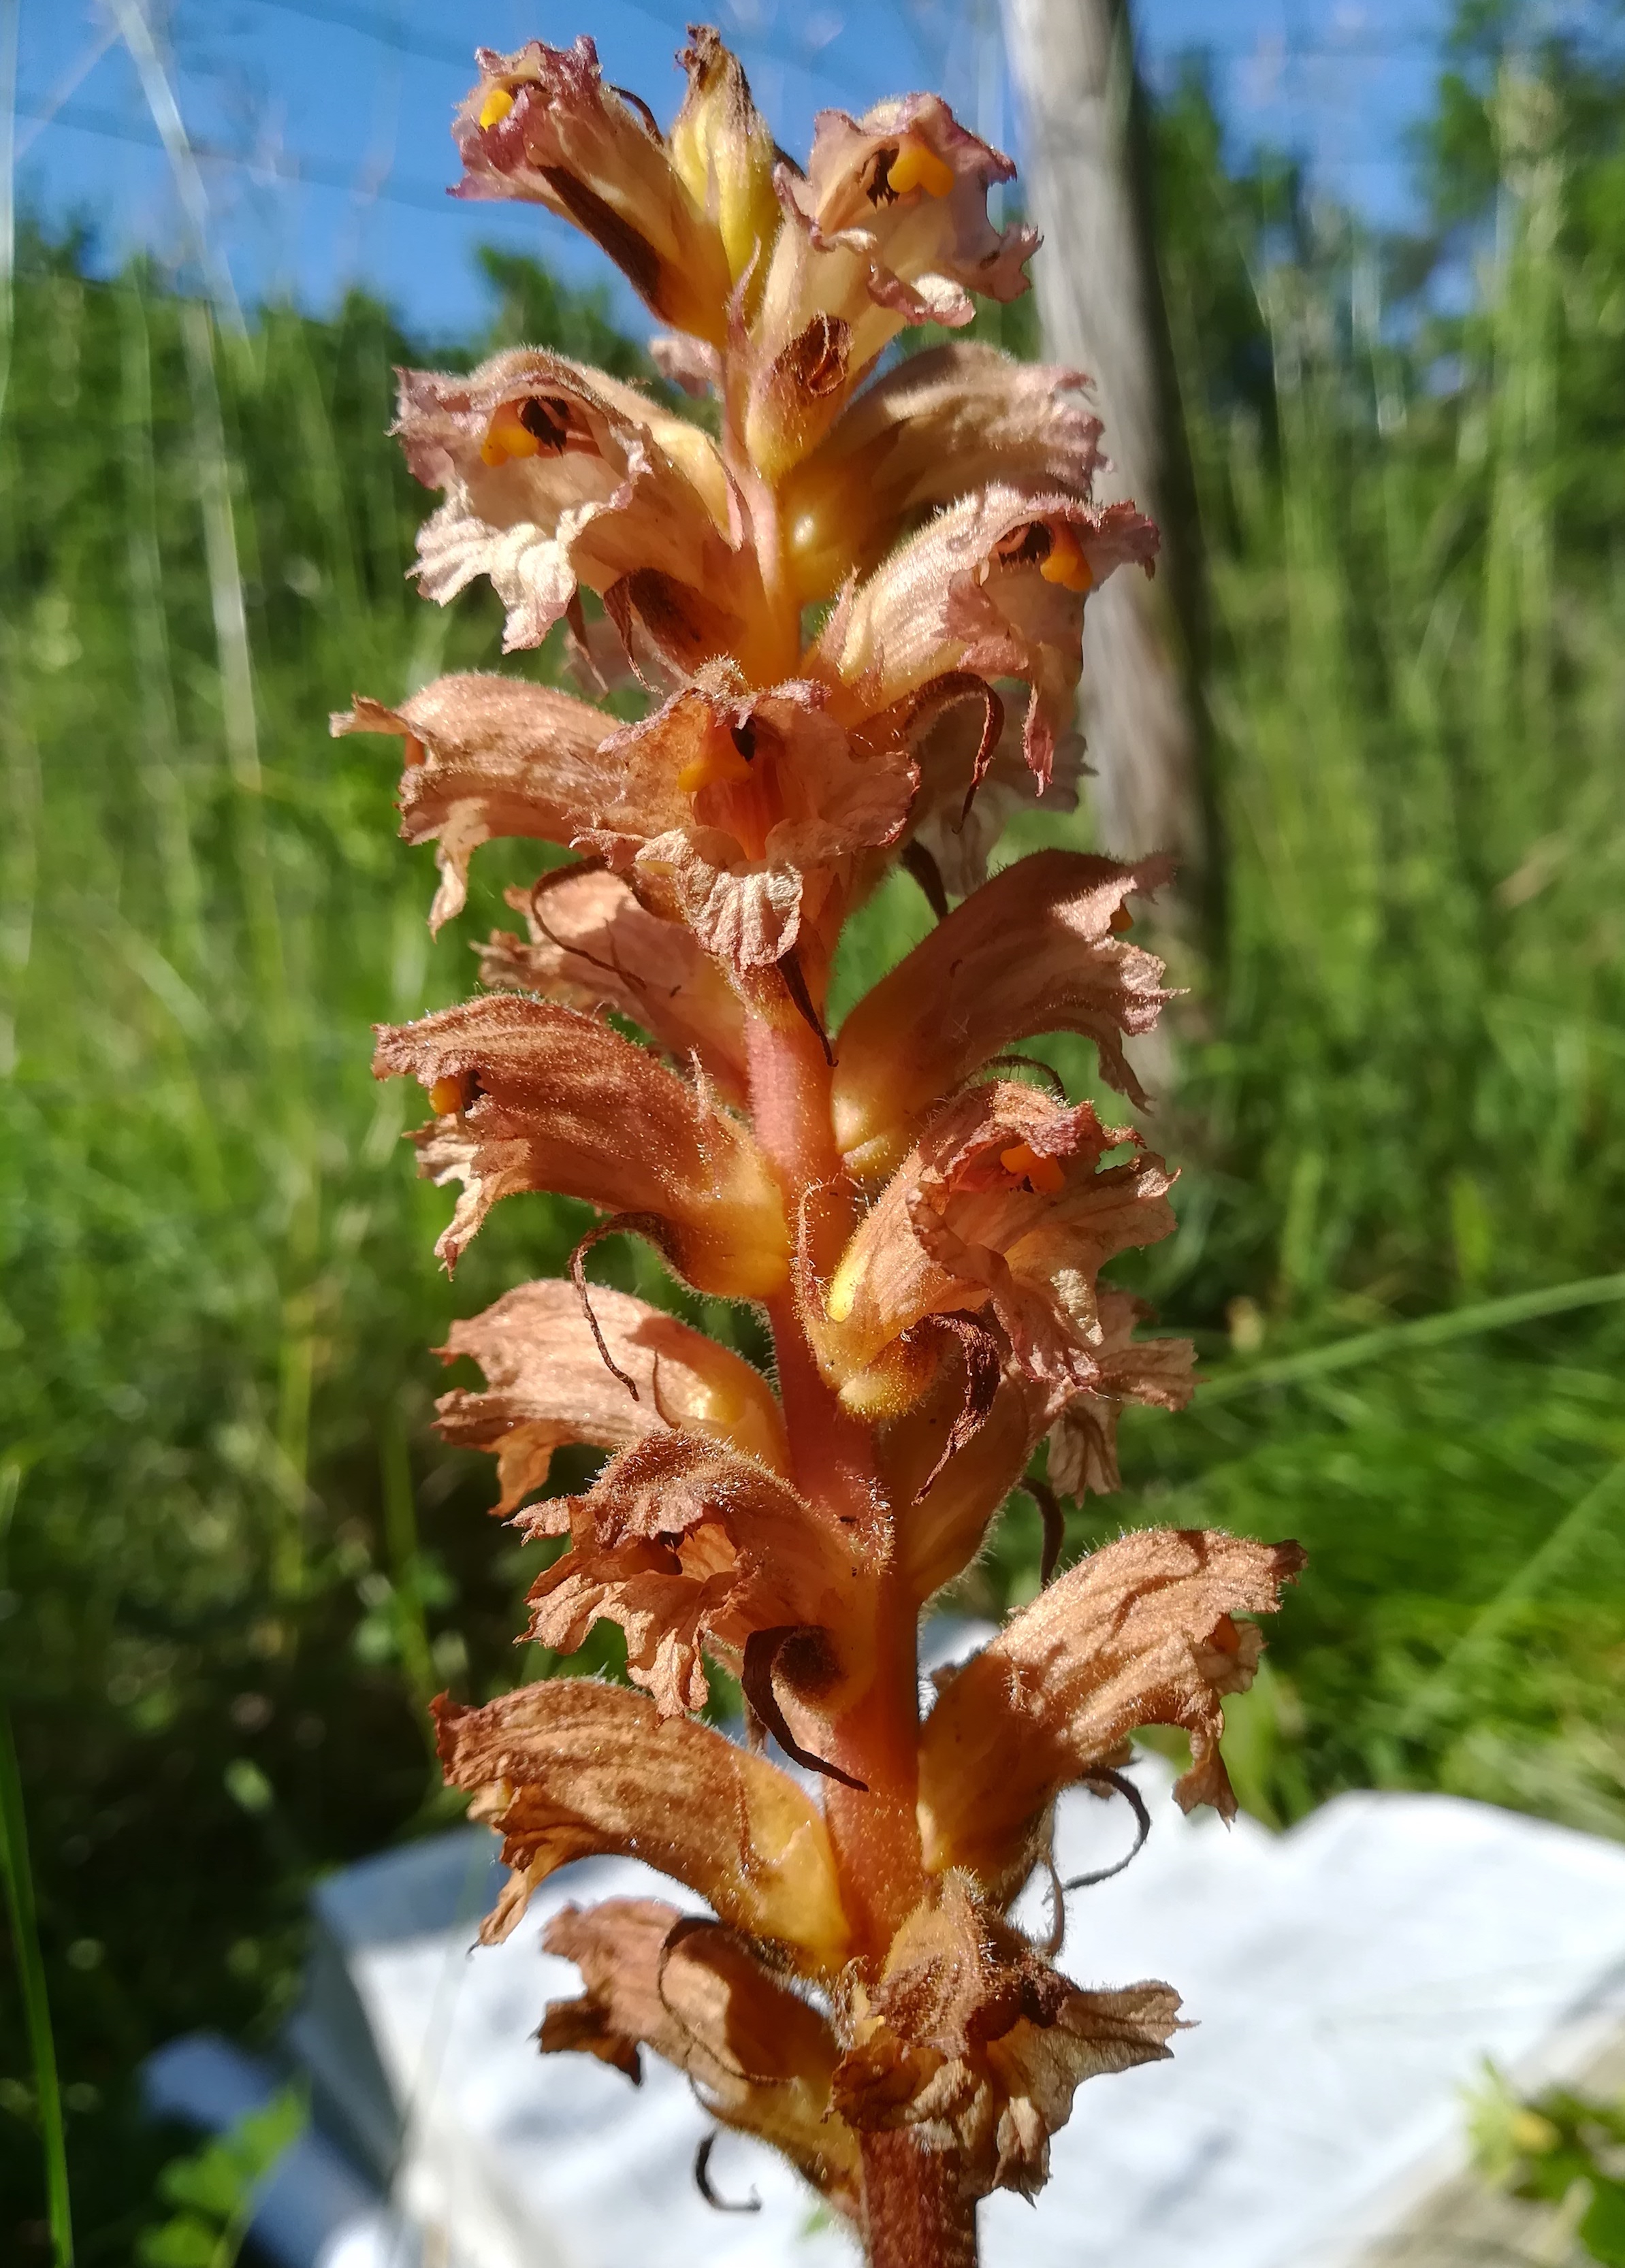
11,0 -> 1453,342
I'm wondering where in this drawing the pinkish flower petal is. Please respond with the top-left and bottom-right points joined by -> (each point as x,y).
478,864 -> 749,1101
519,1430 -> 868,1717
434,1679 -> 851,1973
918,1529 -> 1306,1898
453,38 -> 735,342
751,97 -> 1037,448
331,673 -> 613,931
784,343 -> 1103,604
434,1276 -> 788,1514
811,1082 -> 1177,1406
371,996 -> 788,1293
833,850 -> 1177,1178
395,349 -> 762,664
818,487 -> 1159,787
831,1874 -> 1180,2198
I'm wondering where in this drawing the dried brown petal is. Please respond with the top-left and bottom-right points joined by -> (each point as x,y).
331,674 -> 613,932
372,996 -> 788,1293
1044,1290 -> 1196,1501
434,1678 -> 850,1973
814,1082 -> 1177,1407
817,487 -> 1159,788
833,851 -> 1177,1179
519,1431 -> 868,1718
454,39 -> 735,342
918,1528 -> 1307,1900
907,698 -> 1086,901
832,1874 -> 1180,2198
577,676 -> 916,978
434,1278 -> 786,1516
542,1898 -> 862,2212
784,344 -> 1104,604
478,866 -> 749,1102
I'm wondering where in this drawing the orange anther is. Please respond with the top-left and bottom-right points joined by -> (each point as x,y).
1110,904 -> 1133,933
429,1075 -> 468,1117
1038,524 -> 1094,594
1000,1141 -> 1065,1195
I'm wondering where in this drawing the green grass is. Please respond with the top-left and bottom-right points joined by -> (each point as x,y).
3,22 -> 1625,2254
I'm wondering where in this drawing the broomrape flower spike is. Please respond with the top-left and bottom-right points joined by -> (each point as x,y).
345,27 -> 1305,2265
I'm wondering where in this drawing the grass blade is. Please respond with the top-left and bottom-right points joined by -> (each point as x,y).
1198,1274 -> 1625,1403
0,1705 -> 74,2268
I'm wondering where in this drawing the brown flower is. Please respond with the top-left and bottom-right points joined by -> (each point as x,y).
435,1677 -> 851,1973
781,342 -> 1103,606
816,487 -> 1159,787
517,1431 -> 868,1718
831,1873 -> 1180,2199
477,865 -> 749,1104
434,1276 -> 788,1516
746,99 -> 1037,476
372,995 -> 788,1291
576,672 -> 917,980
918,1528 -> 1307,1901
811,1082 -> 1178,1414
542,1898 -> 862,2214
395,349 -> 770,668
453,37 -> 738,343
832,850 -> 1176,1179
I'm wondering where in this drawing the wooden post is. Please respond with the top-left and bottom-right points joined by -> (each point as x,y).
998,0 -> 1220,967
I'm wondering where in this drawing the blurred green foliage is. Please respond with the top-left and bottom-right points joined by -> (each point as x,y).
3,2 -> 1625,2253
1468,2062 -> 1625,2264
136,2090 -> 304,2268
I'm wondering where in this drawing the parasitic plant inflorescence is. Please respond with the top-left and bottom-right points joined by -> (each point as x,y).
342,29 -> 1304,2264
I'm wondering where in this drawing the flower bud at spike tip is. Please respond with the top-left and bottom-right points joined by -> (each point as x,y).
670,27 -> 779,293
359,29 -> 1306,2256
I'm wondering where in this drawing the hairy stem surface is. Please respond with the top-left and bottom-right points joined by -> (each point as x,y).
861,2132 -> 978,2268
745,1005 -> 955,2253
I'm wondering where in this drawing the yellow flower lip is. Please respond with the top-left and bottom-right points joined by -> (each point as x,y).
885,137 -> 955,199
479,85 -> 515,129
1038,524 -> 1095,592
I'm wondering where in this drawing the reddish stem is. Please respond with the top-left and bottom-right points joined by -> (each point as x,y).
861,2133 -> 978,2268
747,1003 -> 966,2259
745,1008 -> 927,1942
